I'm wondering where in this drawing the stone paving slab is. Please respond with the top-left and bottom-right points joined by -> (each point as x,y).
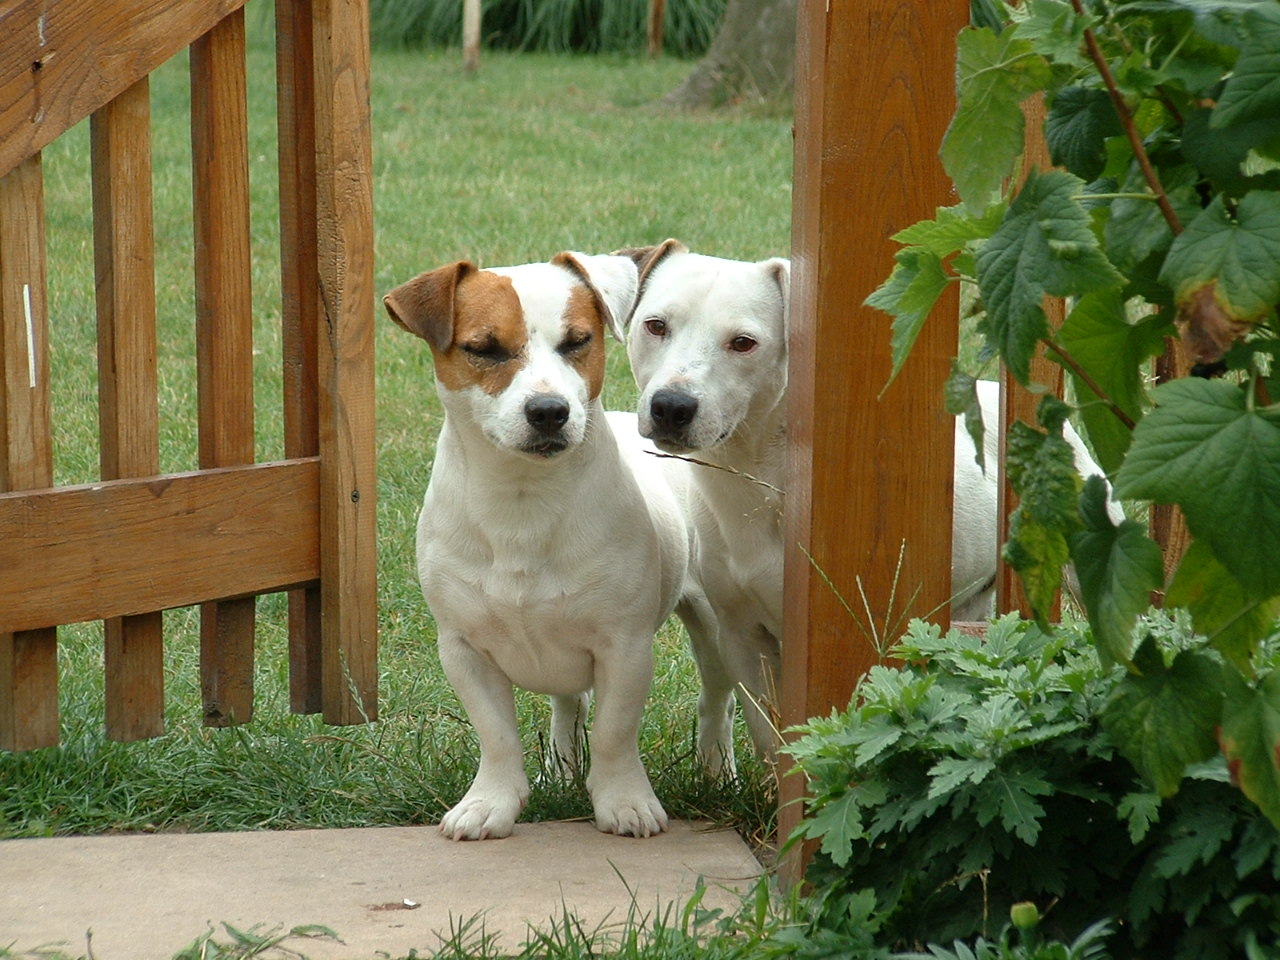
0,820 -> 762,959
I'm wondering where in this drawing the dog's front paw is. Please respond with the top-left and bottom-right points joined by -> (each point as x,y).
591,787 -> 668,838
439,786 -> 527,841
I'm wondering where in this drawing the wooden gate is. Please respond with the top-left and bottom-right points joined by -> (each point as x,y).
0,0 -> 378,750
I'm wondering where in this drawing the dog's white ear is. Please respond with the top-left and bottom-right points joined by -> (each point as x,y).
553,251 -> 637,342
763,257 -> 790,328
383,261 -> 476,352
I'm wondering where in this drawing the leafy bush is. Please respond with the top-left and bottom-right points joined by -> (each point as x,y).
785,616 -> 1280,959
370,0 -> 727,57
868,0 -> 1280,829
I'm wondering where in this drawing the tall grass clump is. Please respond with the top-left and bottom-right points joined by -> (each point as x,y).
370,0 -> 726,57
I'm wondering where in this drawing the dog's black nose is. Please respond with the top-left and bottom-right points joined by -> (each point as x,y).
525,394 -> 571,435
650,389 -> 698,433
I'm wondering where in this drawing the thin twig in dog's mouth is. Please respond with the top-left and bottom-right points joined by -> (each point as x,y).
645,449 -> 784,495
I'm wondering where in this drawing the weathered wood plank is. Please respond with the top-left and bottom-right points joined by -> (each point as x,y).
0,0 -> 248,180
191,11 -> 256,727
313,0 -> 379,724
276,0 -> 324,715
91,76 -> 166,742
780,0 -> 967,883
0,152 -> 58,750
0,460 -> 321,634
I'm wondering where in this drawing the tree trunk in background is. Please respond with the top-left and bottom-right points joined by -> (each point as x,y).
664,0 -> 797,107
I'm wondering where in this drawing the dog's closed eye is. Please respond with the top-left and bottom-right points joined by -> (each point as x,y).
557,330 -> 593,355
461,338 -> 512,363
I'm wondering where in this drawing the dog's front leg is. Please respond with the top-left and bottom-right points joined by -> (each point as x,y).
437,632 -> 530,840
584,643 -> 668,838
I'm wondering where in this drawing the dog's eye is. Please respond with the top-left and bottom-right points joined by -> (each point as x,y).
558,331 -> 592,355
729,335 -> 758,354
461,339 -> 511,363
643,318 -> 667,338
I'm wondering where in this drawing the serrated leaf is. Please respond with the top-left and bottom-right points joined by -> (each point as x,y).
868,248 -> 951,388
977,769 -> 1051,844
1070,476 -> 1165,669
1117,790 -> 1162,844
1054,291 -> 1170,473
1046,86 -> 1125,181
1012,0 -> 1095,70
1152,802 -> 1238,877
943,27 -> 1053,212
1102,637 -> 1224,795
1166,540 -> 1280,674
1212,7 -> 1280,129
927,756 -> 997,800
1114,378 -> 1280,597
801,791 -> 866,868
891,203 -> 1006,256
1104,163 -> 1202,274
946,366 -> 986,473
1159,192 -> 1280,328
1183,109 -> 1280,198
1220,668 -> 1280,831
976,169 -> 1125,383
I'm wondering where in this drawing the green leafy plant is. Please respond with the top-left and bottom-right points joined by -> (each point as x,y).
867,0 -> 1280,826
784,616 -> 1280,958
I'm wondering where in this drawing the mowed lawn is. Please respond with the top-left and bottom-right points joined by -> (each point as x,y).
0,38 -> 792,840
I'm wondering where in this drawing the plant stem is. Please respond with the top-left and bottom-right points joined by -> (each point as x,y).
1071,0 -> 1183,236
1042,338 -> 1137,429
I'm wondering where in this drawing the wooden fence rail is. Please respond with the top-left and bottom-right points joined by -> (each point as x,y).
0,0 -> 378,751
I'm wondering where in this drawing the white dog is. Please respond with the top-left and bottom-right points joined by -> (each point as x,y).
621,239 -> 1117,773
383,251 -> 687,840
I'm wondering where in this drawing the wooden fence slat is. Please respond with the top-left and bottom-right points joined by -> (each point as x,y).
191,10 -> 257,727
0,460 -> 322,634
276,0 -> 324,715
780,0 -> 967,884
91,76 -> 166,742
0,0 -> 249,181
0,153 -> 58,750
313,0 -> 379,725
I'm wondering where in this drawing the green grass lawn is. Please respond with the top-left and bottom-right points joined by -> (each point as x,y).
0,39 -> 791,844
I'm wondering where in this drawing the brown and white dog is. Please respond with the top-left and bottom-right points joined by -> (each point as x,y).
621,239 -> 1120,774
383,252 -> 690,840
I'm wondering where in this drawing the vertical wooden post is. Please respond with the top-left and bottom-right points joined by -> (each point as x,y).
0,154 -> 58,751
463,0 -> 482,73
648,0 -> 666,57
781,0 -> 966,885
277,0 -> 325,715
191,10 -> 257,727
313,0 -> 380,724
91,77 -> 166,742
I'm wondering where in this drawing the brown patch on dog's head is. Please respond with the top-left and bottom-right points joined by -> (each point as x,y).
611,239 -> 687,329
560,284 -> 608,400
384,264 -> 529,396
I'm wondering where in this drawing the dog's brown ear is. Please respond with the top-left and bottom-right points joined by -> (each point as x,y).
552,251 -> 637,343
383,261 -> 476,352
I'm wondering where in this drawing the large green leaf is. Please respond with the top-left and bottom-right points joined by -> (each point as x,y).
1011,0 -> 1094,71
1045,86 -> 1125,182
1211,6 -> 1280,129
943,27 -> 1053,212
1220,668 -> 1280,831
868,248 -> 951,387
1114,378 -> 1280,597
1102,637 -> 1224,796
1070,476 -> 1165,670
1053,290 -> 1170,473
976,169 -> 1125,383
1103,162 -> 1202,275
1166,540 -> 1280,674
891,203 -> 1005,257
1159,191 -> 1280,325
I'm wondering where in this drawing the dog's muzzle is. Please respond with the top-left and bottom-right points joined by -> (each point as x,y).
648,388 -> 698,444
521,393 -> 572,457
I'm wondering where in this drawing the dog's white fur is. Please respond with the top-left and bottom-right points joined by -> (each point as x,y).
622,239 -> 1119,773
384,252 -> 685,840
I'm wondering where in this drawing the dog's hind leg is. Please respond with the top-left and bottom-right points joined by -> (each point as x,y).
676,595 -> 737,777
437,632 -> 531,840
549,691 -> 589,777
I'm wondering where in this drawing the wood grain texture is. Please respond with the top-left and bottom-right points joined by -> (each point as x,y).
191,10 -> 257,727
276,0 -> 324,714
0,152 -> 58,750
0,0 -> 248,180
91,76 -> 165,741
780,0 -> 967,883
0,459 -> 321,634
313,0 -> 379,725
